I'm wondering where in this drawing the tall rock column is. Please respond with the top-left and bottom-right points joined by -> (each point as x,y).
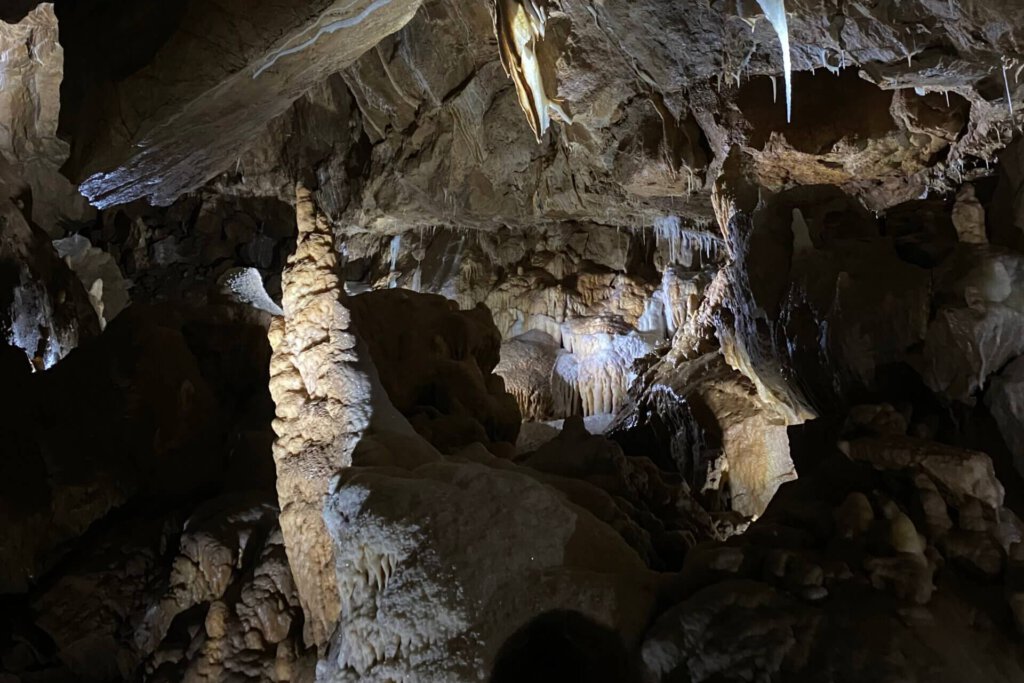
268,183 -> 372,647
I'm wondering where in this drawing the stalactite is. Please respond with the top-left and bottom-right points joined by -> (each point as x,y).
755,0 -> 792,122
551,351 -> 582,418
494,0 -> 571,141
652,216 -> 723,267
388,234 -> 401,288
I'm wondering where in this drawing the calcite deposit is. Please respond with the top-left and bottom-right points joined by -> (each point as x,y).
5,0 -> 1024,682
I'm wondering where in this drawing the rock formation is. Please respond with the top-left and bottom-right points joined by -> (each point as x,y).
5,1 -> 1024,681
0,4 -> 93,234
268,183 -> 371,647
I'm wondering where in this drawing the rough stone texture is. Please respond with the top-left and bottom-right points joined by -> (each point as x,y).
136,498 -> 313,682
520,417 -> 719,570
642,412 -> 1024,683
86,193 -> 298,308
9,2 -> 1024,681
339,222 -> 716,420
195,0 -> 1024,245
348,288 -> 521,453
988,355 -> 1024,480
60,0 -> 423,208
613,349 -> 797,520
52,233 -> 131,327
0,303 -> 274,594
219,267 -> 284,317
913,245 -> 1024,402
320,458 -> 657,682
0,4 -> 93,235
18,497 -> 315,683
495,330 -> 563,420
268,183 -> 371,647
0,292 -> 291,682
0,173 -> 99,369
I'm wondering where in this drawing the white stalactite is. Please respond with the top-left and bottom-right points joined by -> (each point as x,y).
756,0 -> 793,122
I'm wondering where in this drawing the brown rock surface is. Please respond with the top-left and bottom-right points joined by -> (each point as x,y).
60,0 -> 423,208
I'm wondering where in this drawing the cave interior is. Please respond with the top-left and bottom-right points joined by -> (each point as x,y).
3,1 -> 1024,681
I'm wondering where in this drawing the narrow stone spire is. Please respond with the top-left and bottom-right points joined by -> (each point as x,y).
268,182 -> 372,647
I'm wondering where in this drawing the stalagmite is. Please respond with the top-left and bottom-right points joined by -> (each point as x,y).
268,182 -> 372,647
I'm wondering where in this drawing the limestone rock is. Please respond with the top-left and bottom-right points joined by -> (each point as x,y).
845,436 -> 1005,511
0,162 -> 99,369
25,497 -> 314,683
914,245 -> 1024,402
612,351 -> 797,519
348,288 -> 521,452
137,498 -> 312,682
953,184 -> 988,244
644,426 -> 1024,682
219,267 -> 284,317
988,355 -> 1024,479
268,183 -> 371,647
0,4 -> 93,234
642,580 -> 819,682
0,302 -> 274,594
320,460 -> 658,682
52,234 -> 131,327
521,417 -> 718,569
62,0 -> 424,208
494,330 -> 562,420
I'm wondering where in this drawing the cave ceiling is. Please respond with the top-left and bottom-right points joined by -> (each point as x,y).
41,0 -> 1024,233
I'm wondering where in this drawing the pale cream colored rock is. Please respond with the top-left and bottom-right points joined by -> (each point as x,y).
0,4 -> 93,234
887,509 -> 927,556
846,436 -> 1004,511
494,330 -> 562,420
52,235 -> 131,328
952,184 -> 987,244
269,183 -> 372,647
320,460 -> 657,682
689,356 -> 797,518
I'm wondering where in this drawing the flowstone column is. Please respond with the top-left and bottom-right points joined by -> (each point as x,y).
268,183 -> 372,647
